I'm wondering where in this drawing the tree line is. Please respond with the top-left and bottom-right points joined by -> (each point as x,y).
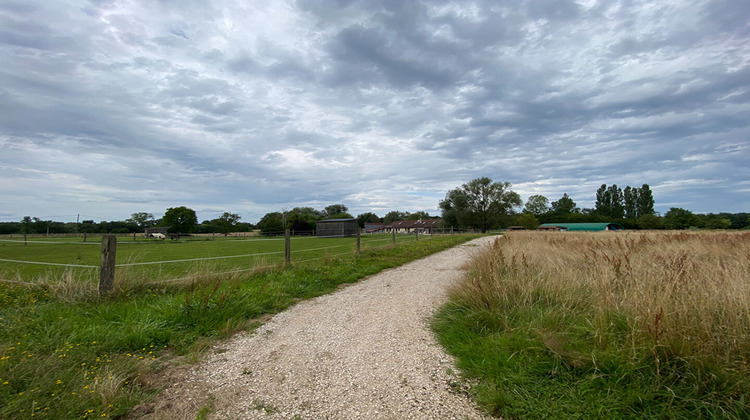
0,209 -> 254,236
1,205 -> 439,236
438,178 -> 749,231
254,205 -> 436,235
3,180 -> 746,235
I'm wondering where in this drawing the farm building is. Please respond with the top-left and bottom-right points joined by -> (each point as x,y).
316,218 -> 358,237
538,223 -> 625,231
364,223 -> 385,233
383,219 -> 441,234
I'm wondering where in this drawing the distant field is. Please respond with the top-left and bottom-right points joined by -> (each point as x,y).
434,231 -> 750,419
0,233 -> 417,283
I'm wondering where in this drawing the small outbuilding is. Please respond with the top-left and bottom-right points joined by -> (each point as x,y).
538,223 -> 624,232
316,218 -> 358,237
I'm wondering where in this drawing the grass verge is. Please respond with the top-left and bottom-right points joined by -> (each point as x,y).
433,231 -> 749,419
0,234 -> 479,418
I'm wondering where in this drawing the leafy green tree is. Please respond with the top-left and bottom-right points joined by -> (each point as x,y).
439,177 -> 522,232
623,186 -> 638,219
356,212 -> 381,228
127,212 -> 155,229
79,220 -> 98,234
324,204 -> 349,218
286,207 -> 324,231
383,211 -> 410,224
516,213 -> 540,229
407,211 -> 432,220
637,214 -> 663,230
596,184 -> 624,218
256,212 -> 284,234
21,216 -> 32,235
663,207 -> 701,230
551,193 -> 577,215
609,184 -> 625,218
524,195 -> 550,216
699,214 -> 732,229
214,212 -> 241,236
162,206 -> 198,234
637,184 -> 655,217
595,184 -> 611,216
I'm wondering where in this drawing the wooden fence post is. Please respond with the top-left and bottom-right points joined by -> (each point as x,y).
285,229 -> 291,264
392,230 -> 396,245
415,230 -> 419,241
356,228 -> 361,254
83,232 -> 87,242
99,235 -> 117,295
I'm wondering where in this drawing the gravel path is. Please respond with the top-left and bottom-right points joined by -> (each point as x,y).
145,236 -> 497,419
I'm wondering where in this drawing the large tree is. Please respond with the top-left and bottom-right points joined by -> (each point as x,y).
637,184 -> 655,217
286,207 -> 324,231
256,212 -> 284,234
127,212 -> 155,228
624,184 -> 655,219
324,204 -> 349,218
516,213 -> 540,229
214,212 -> 241,236
663,207 -> 701,230
623,186 -> 638,219
551,193 -> 577,215
596,184 -> 624,218
162,206 -> 198,234
524,195 -> 550,216
407,211 -> 432,220
439,177 -> 522,232
356,212 -> 381,228
383,211 -> 410,224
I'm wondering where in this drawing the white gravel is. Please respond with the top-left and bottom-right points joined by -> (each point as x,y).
147,236 -> 497,419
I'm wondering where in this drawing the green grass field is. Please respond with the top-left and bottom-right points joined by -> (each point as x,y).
0,233 -> 417,283
0,233 -> 480,419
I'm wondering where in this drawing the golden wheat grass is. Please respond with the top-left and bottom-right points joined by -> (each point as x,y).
458,231 -> 750,369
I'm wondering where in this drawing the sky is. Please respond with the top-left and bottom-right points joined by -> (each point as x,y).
1,0 -> 748,224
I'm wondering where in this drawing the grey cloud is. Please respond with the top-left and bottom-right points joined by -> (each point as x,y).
1,0 -> 749,222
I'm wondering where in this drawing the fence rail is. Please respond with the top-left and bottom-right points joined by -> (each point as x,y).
0,228 -> 445,294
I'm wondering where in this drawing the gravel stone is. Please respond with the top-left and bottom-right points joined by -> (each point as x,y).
147,236 -> 497,419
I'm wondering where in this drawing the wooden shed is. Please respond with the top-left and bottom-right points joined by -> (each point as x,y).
316,218 -> 358,237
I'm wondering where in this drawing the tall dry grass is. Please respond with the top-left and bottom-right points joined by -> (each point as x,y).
458,231 -> 750,370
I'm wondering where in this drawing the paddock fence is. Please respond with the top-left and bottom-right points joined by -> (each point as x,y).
0,228 -> 473,294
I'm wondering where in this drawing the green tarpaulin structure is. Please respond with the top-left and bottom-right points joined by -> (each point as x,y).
538,223 -> 625,231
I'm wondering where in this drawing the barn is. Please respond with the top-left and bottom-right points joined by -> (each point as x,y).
538,223 -> 625,231
316,218 -> 358,237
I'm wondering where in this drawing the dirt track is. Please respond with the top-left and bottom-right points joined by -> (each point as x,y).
143,236 -> 497,419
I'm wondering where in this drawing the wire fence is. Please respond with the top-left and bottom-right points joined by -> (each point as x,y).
0,229 -> 439,289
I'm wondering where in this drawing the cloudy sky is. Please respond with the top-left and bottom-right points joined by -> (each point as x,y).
1,0 -> 748,224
